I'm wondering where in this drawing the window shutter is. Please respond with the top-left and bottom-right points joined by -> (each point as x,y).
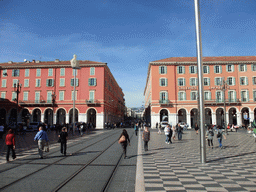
12,70 -> 14,76
159,79 -> 161,86
177,67 -> 179,74
184,92 -> 186,100
245,64 -> 247,72
233,77 -> 235,85
247,90 -> 249,102
76,79 -> 79,86
159,66 -> 161,74
52,79 -> 54,87
226,65 -> 228,72
189,66 -> 191,74
88,79 -> 91,86
220,66 -> 222,73
214,66 -> 216,73
195,66 -> 197,73
166,92 -> 168,100
159,92 -> 162,100
246,77 -> 248,85
209,92 -> 211,100
190,78 -> 192,86
178,92 -> 181,100
94,78 -> 97,86
207,78 -> 210,86
46,79 -> 49,87
234,91 -> 237,101
183,78 -> 186,86
164,66 -> 167,74
240,77 -> 242,85
252,64 -> 254,71
238,65 -> 241,72
190,92 -> 192,100
182,66 -> 185,74
207,66 -> 210,74
196,78 -> 198,86
214,78 -> 217,85
165,78 -> 168,86
71,79 -> 74,86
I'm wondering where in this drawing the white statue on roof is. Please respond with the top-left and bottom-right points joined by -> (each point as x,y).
70,54 -> 80,68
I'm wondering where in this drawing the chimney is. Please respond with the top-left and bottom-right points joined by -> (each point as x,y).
8,61 -> 13,64
26,60 -> 30,63
32,60 -> 35,63
36,60 -> 41,63
55,59 -> 60,62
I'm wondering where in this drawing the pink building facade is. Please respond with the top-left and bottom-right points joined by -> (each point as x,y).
0,59 -> 125,129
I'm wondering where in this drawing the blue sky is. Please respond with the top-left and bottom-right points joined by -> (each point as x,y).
1,0 -> 256,107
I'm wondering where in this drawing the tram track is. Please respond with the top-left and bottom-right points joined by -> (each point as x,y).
0,130 -> 122,191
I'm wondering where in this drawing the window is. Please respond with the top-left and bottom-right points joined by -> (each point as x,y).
36,69 -> 41,77
203,66 -> 209,74
48,68 -> 53,76
190,78 -> 197,86
1,92 -> 6,99
35,79 -> 41,87
90,67 -> 95,75
228,90 -> 236,102
239,64 -> 247,72
72,91 -> 77,101
227,77 -> 235,86
191,91 -> 197,100
2,69 -> 7,77
177,66 -> 185,74
89,90 -> 95,102
216,91 -> 223,102
35,92 -> 40,103
178,78 -> 185,86
178,91 -> 186,101
23,92 -> 28,101
12,69 -> 20,77
12,92 -> 16,101
25,69 -> 29,77
215,77 -> 222,86
227,64 -> 234,72
1,79 -> 7,87
203,78 -> 210,86
189,66 -> 197,74
72,69 -> 78,76
47,91 -> 52,103
46,79 -> 54,87
241,90 -> 249,102
159,66 -> 167,74
159,78 -> 167,86
252,64 -> 256,71
88,78 -> 97,86
13,79 -> 18,87
253,77 -> 256,85
71,78 -> 79,86
240,77 -> 248,85
253,90 -> 256,102
204,91 -> 211,100
59,91 -> 64,101
24,79 -> 29,87
214,65 -> 222,74
60,78 -> 65,87
60,68 -> 65,76
160,91 -> 168,101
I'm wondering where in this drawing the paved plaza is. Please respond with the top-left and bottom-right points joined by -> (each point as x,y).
1,128 -> 256,191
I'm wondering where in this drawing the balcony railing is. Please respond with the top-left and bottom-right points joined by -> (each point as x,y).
159,100 -> 173,106
19,100 -> 54,105
86,99 -> 99,105
205,99 -> 241,105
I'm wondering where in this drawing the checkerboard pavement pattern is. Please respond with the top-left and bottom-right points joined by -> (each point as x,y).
141,129 -> 256,192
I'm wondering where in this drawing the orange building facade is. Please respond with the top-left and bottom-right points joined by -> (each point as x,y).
144,56 -> 256,128
0,59 -> 125,129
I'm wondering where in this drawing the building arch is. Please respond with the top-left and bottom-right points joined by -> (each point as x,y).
216,108 -> 224,127
44,108 -> 53,126
0,108 -> 6,125
32,108 -> 41,122
190,108 -> 198,127
21,108 -> 30,126
241,107 -> 250,127
8,108 -> 17,128
69,108 -> 78,124
87,108 -> 96,128
228,107 -> 237,125
205,108 -> 212,125
178,108 -> 187,123
160,109 -> 169,122
56,108 -> 66,125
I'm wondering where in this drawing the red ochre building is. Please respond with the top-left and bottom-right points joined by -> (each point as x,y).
0,59 -> 125,129
144,56 -> 256,128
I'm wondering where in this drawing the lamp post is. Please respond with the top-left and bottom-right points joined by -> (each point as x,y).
14,80 -> 22,130
70,54 -> 80,135
222,78 -> 229,134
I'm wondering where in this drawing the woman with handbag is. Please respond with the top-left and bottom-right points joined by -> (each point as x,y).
58,127 -> 68,156
118,129 -> 130,159
142,126 -> 150,151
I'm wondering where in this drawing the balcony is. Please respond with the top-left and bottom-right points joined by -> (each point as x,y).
205,99 -> 241,106
86,99 -> 100,105
19,100 -> 54,106
159,100 -> 173,107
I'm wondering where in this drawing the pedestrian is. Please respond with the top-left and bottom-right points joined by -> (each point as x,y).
206,126 -> 214,148
142,126 -> 150,151
5,129 -> 16,162
177,123 -> 182,140
34,126 -> 49,159
194,123 -> 199,134
80,124 -> 84,136
134,123 -> 138,136
157,122 -> 161,134
59,127 -> 68,156
118,129 -> 130,159
172,125 -> 176,140
216,126 -> 226,149
164,125 -> 172,144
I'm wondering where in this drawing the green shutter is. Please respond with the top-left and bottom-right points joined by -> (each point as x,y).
183,66 -> 185,74
195,66 -> 198,73
88,78 -> 91,86
159,79 -> 161,86
52,79 -> 54,87
220,66 -> 222,73
233,77 -> 236,85
184,92 -> 186,100
178,92 -> 181,100
189,66 -> 191,74
245,64 -> 247,72
247,90 -> 249,102
94,78 -> 97,86
214,66 -> 216,74
164,66 -> 167,74
234,91 -> 237,101
208,78 -> 210,86
214,78 -> 217,85
207,66 -> 210,74
165,78 -> 168,86
190,78 -> 192,86
183,78 -> 186,86
246,77 -> 248,85
159,66 -> 161,74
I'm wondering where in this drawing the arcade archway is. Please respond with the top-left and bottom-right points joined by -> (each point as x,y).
190,108 -> 198,127
241,107 -> 250,128
160,109 -> 168,122
21,108 -> 30,126
44,108 -> 53,126
205,108 -> 212,125
0,108 -> 6,125
57,108 -> 66,125
229,108 -> 237,125
87,108 -> 96,128
69,108 -> 78,124
33,108 -> 41,122
216,108 -> 224,127
178,109 -> 186,123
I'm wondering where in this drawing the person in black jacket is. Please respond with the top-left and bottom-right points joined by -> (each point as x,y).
58,127 -> 68,156
118,129 -> 130,159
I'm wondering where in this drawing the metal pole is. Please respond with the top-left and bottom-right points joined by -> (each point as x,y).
73,69 -> 76,135
223,79 -> 227,134
16,81 -> 19,131
194,0 -> 206,163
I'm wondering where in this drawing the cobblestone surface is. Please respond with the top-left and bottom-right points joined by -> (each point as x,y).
141,129 -> 256,192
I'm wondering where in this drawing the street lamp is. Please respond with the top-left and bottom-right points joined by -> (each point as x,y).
70,54 -> 80,135
221,78 -> 230,134
14,80 -> 22,130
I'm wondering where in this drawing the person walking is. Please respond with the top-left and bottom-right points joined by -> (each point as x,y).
164,125 -> 171,144
194,123 -> 199,134
157,122 -> 162,134
177,123 -> 182,140
216,126 -> 226,149
172,125 -> 176,140
134,123 -> 138,136
5,129 -> 16,162
142,126 -> 150,151
34,126 -> 49,159
0,124 -> 4,139
118,129 -> 130,159
206,126 -> 214,148
59,127 -> 68,156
